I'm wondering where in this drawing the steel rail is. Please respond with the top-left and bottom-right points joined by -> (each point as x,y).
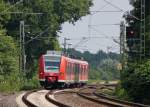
22,90 -> 40,107
93,92 -> 150,107
77,87 -> 122,107
45,90 -> 70,107
77,86 -> 150,107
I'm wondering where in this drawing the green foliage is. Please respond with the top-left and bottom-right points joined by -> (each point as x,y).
114,83 -> 132,101
98,59 -> 120,80
121,61 -> 150,104
89,68 -> 101,80
0,72 -> 21,92
121,0 -> 150,104
2,0 -> 93,76
21,74 -> 40,90
0,29 -> 21,92
0,30 -> 18,75
0,1 -> 10,28
0,0 -> 93,92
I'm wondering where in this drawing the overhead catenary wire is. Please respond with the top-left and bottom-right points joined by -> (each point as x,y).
89,23 -> 120,26
25,27 -> 50,44
73,37 -> 89,49
102,0 -> 140,20
85,0 -> 129,53
103,0 -> 124,12
63,0 -> 131,53
1,0 -> 23,14
0,0 -> 43,15
89,0 -> 140,20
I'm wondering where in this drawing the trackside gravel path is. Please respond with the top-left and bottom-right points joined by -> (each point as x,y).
27,90 -> 57,107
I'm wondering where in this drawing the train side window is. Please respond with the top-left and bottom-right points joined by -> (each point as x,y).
67,62 -> 70,80
65,61 -> 67,73
84,65 -> 85,74
68,62 -> 71,79
81,66 -> 83,77
71,63 -> 73,73
71,63 -> 73,75
72,63 -> 75,73
68,62 -> 70,80
66,62 -> 69,78
77,64 -> 79,73
68,62 -> 70,75
82,66 -> 84,76
66,61 -> 68,74
79,65 -> 81,78
73,63 -> 75,74
85,66 -> 87,76
86,65 -> 88,77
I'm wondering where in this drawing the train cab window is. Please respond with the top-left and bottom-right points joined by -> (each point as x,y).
45,61 -> 60,72
44,55 -> 60,72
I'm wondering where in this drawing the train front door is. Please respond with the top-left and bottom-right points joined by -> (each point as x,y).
75,63 -> 79,82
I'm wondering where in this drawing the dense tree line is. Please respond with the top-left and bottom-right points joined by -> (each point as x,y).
0,0 -> 92,91
68,49 -> 120,81
120,0 -> 150,104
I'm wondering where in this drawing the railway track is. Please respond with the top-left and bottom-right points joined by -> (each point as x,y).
45,90 -> 70,107
77,87 -> 123,107
22,89 -> 70,107
77,86 -> 150,107
22,89 -> 39,107
21,85 -> 150,107
93,92 -> 149,107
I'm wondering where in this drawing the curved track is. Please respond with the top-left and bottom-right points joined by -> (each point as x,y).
93,92 -> 149,107
45,90 -> 70,107
77,85 -> 150,107
22,89 -> 58,107
22,89 -> 71,107
22,90 -> 39,107
21,85 -> 150,107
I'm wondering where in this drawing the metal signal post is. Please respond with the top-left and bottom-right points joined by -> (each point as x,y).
120,21 -> 126,70
63,37 -> 70,55
140,0 -> 146,61
20,21 -> 26,72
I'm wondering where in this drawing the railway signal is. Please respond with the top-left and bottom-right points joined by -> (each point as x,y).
125,26 -> 141,58
126,26 -> 135,38
126,26 -> 135,48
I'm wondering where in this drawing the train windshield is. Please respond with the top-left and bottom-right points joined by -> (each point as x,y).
44,56 -> 60,72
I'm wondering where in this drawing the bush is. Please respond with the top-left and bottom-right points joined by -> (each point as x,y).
0,30 -> 21,92
21,74 -> 40,90
114,83 -> 132,101
0,72 -> 21,92
121,61 -> 150,104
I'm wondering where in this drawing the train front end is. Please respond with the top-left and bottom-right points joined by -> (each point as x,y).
39,51 -> 61,88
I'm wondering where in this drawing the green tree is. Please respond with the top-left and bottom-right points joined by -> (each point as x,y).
121,0 -> 150,104
3,0 -> 93,76
0,29 -> 20,92
0,1 -> 10,28
121,61 -> 150,103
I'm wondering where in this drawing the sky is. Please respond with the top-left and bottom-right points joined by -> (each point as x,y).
58,0 -> 132,53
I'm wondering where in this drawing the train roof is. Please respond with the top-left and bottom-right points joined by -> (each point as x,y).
43,51 -> 62,57
41,54 -> 88,65
43,54 -> 61,57
62,55 -> 88,65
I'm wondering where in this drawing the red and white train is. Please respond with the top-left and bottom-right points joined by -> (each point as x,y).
39,51 -> 89,88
